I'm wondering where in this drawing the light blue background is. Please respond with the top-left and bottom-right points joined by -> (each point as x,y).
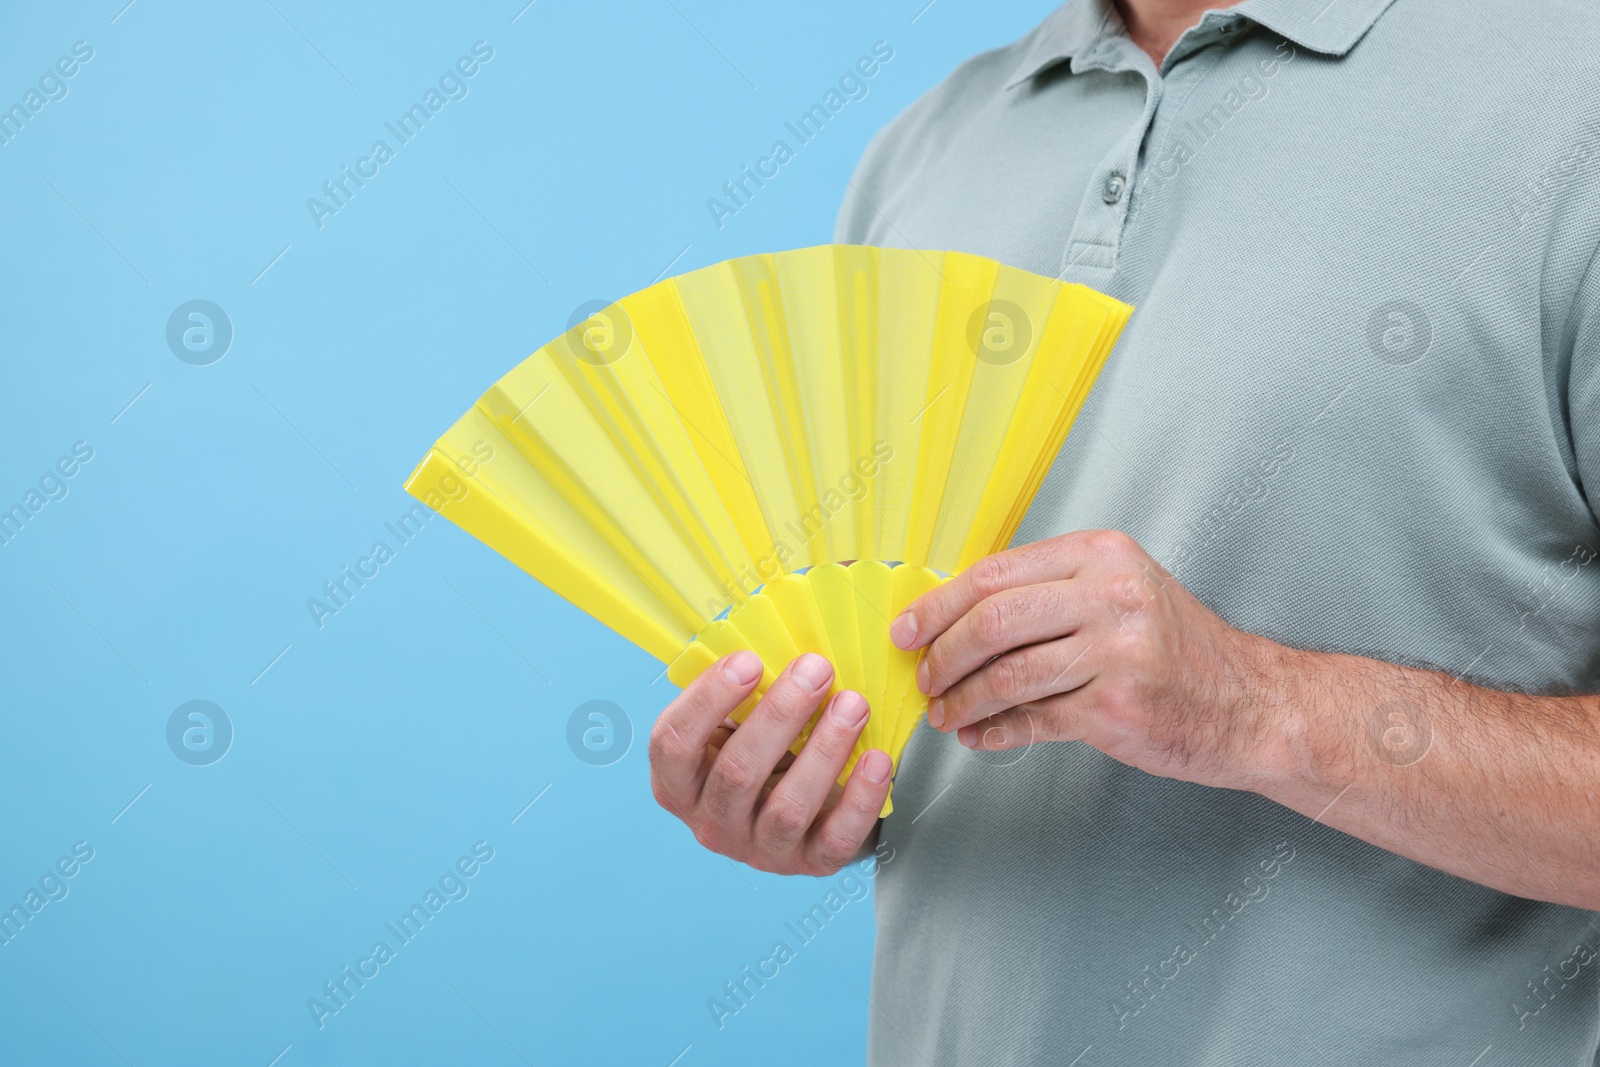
0,2 -> 1056,1064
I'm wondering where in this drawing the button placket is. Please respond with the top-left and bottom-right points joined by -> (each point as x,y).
1058,48 -> 1162,286
1127,42 -> 1228,235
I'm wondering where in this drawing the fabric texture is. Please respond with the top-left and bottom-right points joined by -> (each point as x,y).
836,1 -> 1600,1063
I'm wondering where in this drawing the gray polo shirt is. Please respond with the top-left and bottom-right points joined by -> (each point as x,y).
836,1 -> 1600,1063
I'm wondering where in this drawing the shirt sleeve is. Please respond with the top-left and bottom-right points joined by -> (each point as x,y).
1567,239 -> 1600,523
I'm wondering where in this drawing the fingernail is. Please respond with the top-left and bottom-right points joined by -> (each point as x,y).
831,691 -> 868,729
792,653 -> 832,691
926,697 -> 944,730
890,611 -> 918,649
722,650 -> 762,685
860,750 -> 891,784
957,726 -> 977,748
916,657 -> 931,695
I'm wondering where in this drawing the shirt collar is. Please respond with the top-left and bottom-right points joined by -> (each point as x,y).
1002,0 -> 1121,90
1242,0 -> 1398,55
1003,0 -> 1396,89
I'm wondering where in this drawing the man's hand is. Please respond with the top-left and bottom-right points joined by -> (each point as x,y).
649,649 -> 893,875
892,528 -> 1600,909
892,529 -> 1283,789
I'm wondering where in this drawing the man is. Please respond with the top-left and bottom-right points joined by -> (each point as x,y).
649,0 -> 1600,1062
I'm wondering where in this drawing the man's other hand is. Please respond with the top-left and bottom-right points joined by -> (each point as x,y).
649,650 -> 892,875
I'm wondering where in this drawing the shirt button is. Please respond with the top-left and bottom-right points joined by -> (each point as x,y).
1102,172 -> 1126,205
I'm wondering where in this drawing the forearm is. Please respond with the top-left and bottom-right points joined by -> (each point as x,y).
1246,639 -> 1600,909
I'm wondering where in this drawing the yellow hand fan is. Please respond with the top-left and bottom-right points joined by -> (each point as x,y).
406,244 -> 1130,812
